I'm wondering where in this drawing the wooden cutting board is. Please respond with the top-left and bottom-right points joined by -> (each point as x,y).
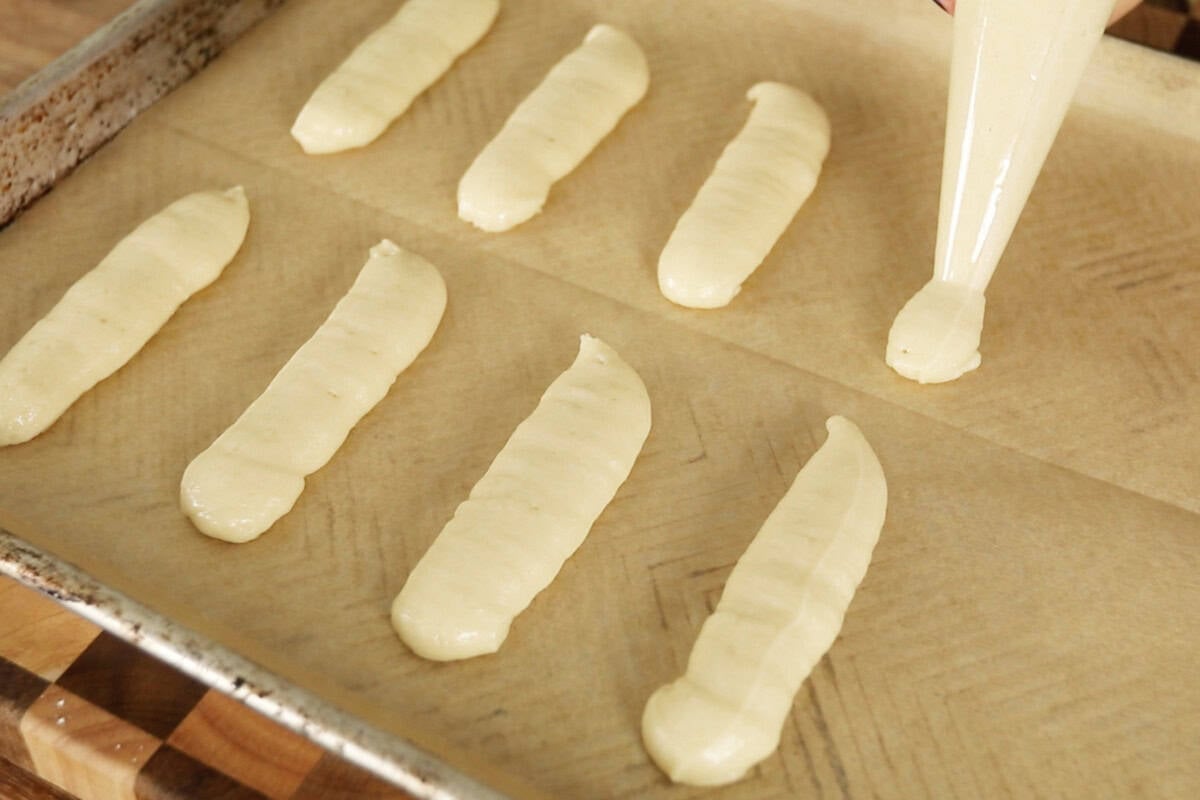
0,573 -> 415,799
1,0 -> 1198,797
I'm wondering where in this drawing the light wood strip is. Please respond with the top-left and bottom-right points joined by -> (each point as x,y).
0,756 -> 79,800
0,577 -> 99,682
20,686 -> 161,800
167,690 -> 323,800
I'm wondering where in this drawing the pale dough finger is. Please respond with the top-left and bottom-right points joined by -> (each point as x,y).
658,82 -> 830,309
642,416 -> 887,786
181,240 -> 446,543
392,335 -> 651,660
0,187 -> 249,447
291,0 -> 500,154
457,24 -> 649,232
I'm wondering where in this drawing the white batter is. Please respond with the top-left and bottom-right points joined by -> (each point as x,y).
887,0 -> 1116,383
457,24 -> 649,232
392,335 -> 651,661
291,0 -> 500,154
0,187 -> 249,447
181,240 -> 446,543
642,416 -> 887,786
658,82 -> 830,309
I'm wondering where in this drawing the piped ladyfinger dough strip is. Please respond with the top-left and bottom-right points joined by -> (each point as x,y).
392,335 -> 651,660
0,187 -> 250,447
291,0 -> 500,154
658,82 -> 830,309
886,0 -> 1115,383
181,241 -> 446,543
642,416 -> 886,787
457,25 -> 649,232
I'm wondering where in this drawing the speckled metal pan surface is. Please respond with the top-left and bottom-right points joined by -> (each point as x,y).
0,0 -> 286,228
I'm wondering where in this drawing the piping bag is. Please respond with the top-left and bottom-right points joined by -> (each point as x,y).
886,0 -> 1118,384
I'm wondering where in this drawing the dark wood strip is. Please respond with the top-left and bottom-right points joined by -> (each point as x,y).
1109,5 -> 1189,51
135,744 -> 266,800
1175,17 -> 1200,57
56,633 -> 207,740
0,756 -> 78,800
293,754 -> 420,800
0,658 -> 48,771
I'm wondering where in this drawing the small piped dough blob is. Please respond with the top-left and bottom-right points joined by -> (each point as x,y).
0,187 -> 249,447
642,416 -> 887,787
181,240 -> 446,543
658,82 -> 830,309
393,335 -> 651,660
291,0 -> 500,154
886,279 -> 985,384
457,24 -> 649,232
888,0 -> 1114,383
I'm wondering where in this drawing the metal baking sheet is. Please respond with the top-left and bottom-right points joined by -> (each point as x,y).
2,0 -> 1198,797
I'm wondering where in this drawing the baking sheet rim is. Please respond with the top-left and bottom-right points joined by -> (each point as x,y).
4,3 -> 1198,797
0,527 -> 510,800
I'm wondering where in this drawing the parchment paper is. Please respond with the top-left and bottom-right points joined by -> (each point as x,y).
1,0 -> 1197,797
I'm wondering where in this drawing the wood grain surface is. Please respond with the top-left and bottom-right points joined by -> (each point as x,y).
0,1 -> 137,93
0,1 -> 1198,799
0,758 -> 77,800
0,574 -> 416,800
